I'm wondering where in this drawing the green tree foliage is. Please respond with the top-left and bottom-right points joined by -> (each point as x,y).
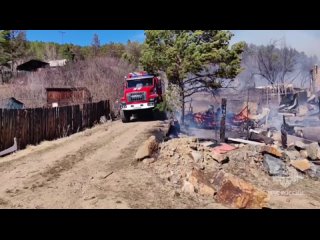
59,44 -> 75,61
122,40 -> 142,68
140,30 -> 245,123
0,30 -> 7,64
101,42 -> 125,59
0,30 -> 27,70
91,33 -> 101,57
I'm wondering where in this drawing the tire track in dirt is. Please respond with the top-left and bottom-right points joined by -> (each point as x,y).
0,120 -> 166,208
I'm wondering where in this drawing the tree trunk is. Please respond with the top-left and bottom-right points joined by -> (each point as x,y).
180,83 -> 185,125
277,83 -> 281,104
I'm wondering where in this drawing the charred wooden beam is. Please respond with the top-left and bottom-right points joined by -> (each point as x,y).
281,116 -> 288,149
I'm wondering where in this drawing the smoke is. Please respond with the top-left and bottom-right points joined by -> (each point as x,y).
235,43 -> 319,91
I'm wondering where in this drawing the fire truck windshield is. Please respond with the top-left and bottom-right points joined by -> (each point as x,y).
127,78 -> 153,88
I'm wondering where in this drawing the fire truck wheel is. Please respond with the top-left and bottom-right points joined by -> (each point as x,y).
120,110 -> 130,123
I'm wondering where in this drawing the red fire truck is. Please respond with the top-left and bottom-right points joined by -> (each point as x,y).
120,71 -> 163,122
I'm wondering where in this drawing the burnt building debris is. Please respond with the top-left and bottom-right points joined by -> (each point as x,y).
45,87 -> 92,107
278,93 -> 299,114
311,64 -> 320,94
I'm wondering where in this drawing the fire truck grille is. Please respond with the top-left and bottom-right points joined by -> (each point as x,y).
127,92 -> 146,102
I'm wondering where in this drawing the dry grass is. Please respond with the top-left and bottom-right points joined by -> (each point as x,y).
1,57 -> 134,108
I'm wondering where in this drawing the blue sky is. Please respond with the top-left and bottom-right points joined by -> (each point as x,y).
27,30 -> 320,57
26,30 -> 145,45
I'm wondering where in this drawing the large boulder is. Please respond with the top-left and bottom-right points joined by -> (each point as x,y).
212,171 -> 269,209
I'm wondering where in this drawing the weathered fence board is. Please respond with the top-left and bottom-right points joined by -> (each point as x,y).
0,100 -> 110,152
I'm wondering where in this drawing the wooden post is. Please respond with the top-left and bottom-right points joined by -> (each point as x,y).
220,98 -> 227,142
246,88 -> 250,139
281,116 -> 287,149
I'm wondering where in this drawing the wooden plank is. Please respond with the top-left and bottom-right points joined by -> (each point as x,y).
227,137 -> 265,145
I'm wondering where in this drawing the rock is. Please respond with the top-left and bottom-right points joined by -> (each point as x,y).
181,180 -> 195,194
272,132 -> 281,142
290,159 -> 311,172
99,116 -> 107,123
190,151 -> 203,162
300,150 -> 308,158
263,154 -> 288,176
135,136 -> 159,161
227,151 -> 248,162
260,146 -> 283,158
306,163 -> 320,180
142,158 -> 156,164
211,171 -> 269,209
190,137 -> 197,142
247,144 -> 262,153
295,141 -> 306,150
171,191 -> 180,197
283,150 -> 301,161
211,152 -> 228,163
306,142 -> 320,160
199,184 -> 216,196
84,195 -> 96,201
189,145 -> 198,150
189,170 -> 216,197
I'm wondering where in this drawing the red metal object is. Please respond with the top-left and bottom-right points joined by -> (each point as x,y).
120,72 -> 163,122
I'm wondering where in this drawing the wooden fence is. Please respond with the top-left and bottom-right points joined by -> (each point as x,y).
0,100 -> 110,151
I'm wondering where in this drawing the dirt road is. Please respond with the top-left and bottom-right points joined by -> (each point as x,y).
0,120 -> 220,209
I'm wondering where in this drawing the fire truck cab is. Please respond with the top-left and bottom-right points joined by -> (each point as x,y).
120,71 -> 163,122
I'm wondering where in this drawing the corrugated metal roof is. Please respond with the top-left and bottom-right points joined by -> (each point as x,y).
0,97 -> 24,109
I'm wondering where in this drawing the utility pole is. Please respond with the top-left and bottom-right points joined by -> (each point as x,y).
59,31 -> 66,44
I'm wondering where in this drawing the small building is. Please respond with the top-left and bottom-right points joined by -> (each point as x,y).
16,59 -> 49,72
45,87 -> 92,107
0,97 -> 24,109
48,59 -> 67,68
